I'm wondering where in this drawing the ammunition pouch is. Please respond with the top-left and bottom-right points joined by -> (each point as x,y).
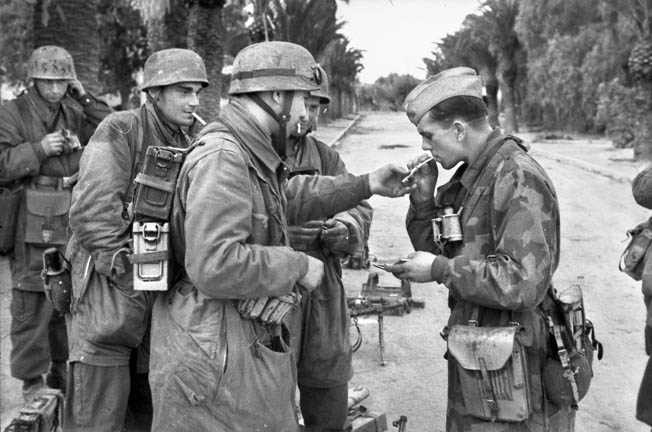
132,146 -> 185,221
0,183 -> 22,253
447,323 -> 531,422
619,217 -> 652,281
24,178 -> 71,246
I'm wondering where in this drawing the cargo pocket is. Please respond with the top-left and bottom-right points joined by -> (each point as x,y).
221,305 -> 297,430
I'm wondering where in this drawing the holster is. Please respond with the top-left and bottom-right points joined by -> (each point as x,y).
447,324 -> 531,422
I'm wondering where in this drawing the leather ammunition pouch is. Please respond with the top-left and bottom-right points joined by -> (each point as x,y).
620,217 -> 652,281
132,146 -> 186,221
0,182 -> 23,253
24,178 -> 71,246
447,323 -> 531,422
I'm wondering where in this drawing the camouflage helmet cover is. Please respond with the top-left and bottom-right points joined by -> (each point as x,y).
27,46 -> 76,80
310,65 -> 330,105
141,48 -> 208,91
404,66 -> 483,125
229,41 -> 321,95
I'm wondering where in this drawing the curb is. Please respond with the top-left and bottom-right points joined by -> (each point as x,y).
531,148 -> 634,184
329,114 -> 362,147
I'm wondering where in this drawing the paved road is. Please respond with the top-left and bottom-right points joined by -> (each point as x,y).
1,111 -> 650,431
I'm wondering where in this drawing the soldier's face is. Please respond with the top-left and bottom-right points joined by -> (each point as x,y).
35,79 -> 69,104
417,114 -> 467,169
292,96 -> 321,137
155,82 -> 203,127
285,91 -> 310,138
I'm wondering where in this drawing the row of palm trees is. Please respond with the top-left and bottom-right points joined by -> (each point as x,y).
1,0 -> 364,119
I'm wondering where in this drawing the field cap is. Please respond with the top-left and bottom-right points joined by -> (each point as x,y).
404,67 -> 483,125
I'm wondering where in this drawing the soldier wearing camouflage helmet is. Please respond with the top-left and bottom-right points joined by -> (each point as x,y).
148,41 -> 413,431
64,48 -> 207,432
0,45 -> 111,404
385,67 -> 570,431
284,65 -> 372,432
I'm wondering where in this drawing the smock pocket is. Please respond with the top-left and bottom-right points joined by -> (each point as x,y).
220,305 -> 297,431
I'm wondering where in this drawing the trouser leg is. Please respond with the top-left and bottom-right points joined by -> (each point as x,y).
299,383 -> 352,432
64,362 -> 130,432
10,289 -> 50,380
124,348 -> 153,432
637,356 -> 652,427
49,309 -> 69,361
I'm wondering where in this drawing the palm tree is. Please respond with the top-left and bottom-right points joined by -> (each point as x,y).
473,0 -> 523,132
132,0 -> 226,120
322,37 -> 364,118
33,0 -> 102,94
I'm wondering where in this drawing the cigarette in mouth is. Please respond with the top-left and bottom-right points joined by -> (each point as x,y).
297,123 -> 302,134
192,112 -> 207,126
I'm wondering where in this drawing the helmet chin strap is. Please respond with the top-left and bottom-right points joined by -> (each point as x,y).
249,92 -> 295,160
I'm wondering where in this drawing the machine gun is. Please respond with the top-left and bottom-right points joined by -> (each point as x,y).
348,272 -> 425,365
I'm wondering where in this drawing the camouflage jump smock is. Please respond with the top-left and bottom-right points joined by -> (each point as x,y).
406,130 -> 573,431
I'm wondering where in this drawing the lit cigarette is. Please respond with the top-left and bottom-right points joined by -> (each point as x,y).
401,156 -> 435,184
192,112 -> 207,126
297,123 -> 302,134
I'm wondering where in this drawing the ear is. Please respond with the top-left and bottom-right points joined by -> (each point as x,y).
453,120 -> 466,141
147,87 -> 161,100
271,91 -> 283,104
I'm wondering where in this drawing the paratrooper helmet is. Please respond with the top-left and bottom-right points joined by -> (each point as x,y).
228,41 -> 321,95
311,65 -> 330,105
141,48 -> 208,91
27,46 -> 76,80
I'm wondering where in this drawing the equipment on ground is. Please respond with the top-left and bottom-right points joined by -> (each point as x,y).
348,272 -> 425,365
4,388 -> 63,432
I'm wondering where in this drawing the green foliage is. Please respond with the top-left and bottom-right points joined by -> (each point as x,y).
0,0 -> 33,85
98,0 -> 148,102
368,73 -> 420,111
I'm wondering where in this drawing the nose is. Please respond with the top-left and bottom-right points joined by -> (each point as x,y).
421,137 -> 432,151
50,82 -> 68,95
188,92 -> 200,109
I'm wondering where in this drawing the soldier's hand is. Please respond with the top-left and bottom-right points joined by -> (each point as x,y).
40,131 -> 65,156
298,255 -> 324,292
321,219 -> 352,257
368,164 -> 416,197
288,220 -> 323,249
386,251 -> 437,283
68,79 -> 86,99
408,154 -> 438,202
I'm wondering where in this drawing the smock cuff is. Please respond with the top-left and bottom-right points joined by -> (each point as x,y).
30,140 -> 48,163
410,195 -> 437,219
430,255 -> 449,284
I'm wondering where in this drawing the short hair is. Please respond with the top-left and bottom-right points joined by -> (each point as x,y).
428,96 -> 488,126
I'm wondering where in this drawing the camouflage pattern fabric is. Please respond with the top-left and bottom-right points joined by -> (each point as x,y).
407,130 -> 573,431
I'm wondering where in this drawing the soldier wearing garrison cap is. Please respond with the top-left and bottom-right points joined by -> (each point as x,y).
0,45 -> 111,404
65,48 -> 208,432
387,67 -> 573,430
148,41 -> 412,431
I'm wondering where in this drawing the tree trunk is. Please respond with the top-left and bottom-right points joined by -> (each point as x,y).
480,67 -> 499,128
33,0 -> 102,94
633,82 -> 652,159
187,1 -> 224,121
498,65 -> 519,133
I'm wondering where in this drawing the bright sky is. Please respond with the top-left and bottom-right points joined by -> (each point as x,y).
336,0 -> 481,84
